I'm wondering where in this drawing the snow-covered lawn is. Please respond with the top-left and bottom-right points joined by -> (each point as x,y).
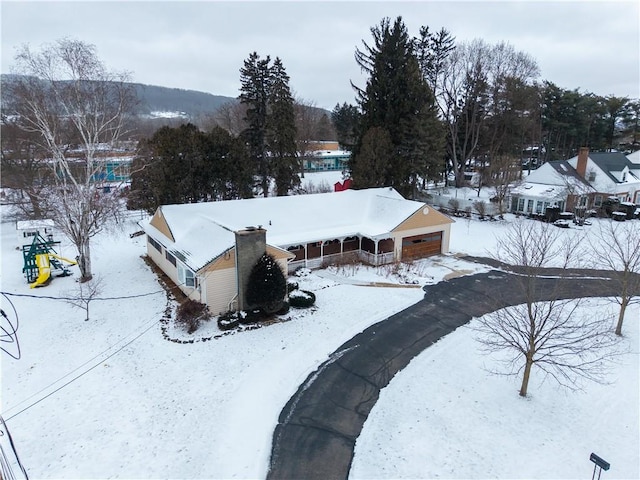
1,199 -> 638,479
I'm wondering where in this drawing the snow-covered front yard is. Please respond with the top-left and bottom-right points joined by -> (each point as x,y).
1,196 -> 638,479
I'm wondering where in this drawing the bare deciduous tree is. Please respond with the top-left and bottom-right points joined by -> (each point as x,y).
474,219 -> 619,397
0,118 -> 54,219
212,100 -> 247,136
64,276 -> 103,321
8,39 -> 136,281
485,154 -> 521,214
589,220 -> 640,336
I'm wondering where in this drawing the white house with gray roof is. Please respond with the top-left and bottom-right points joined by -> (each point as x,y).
510,148 -> 640,214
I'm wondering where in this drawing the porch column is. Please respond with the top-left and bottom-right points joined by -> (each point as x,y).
375,239 -> 380,266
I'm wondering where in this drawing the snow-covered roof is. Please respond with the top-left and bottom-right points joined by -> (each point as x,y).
510,183 -> 568,199
308,150 -> 350,157
142,188 -> 436,272
16,219 -> 55,230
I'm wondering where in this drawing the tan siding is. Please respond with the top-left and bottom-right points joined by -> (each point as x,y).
202,248 -> 236,273
267,245 -> 296,262
149,208 -> 175,241
204,267 -> 238,315
276,257 -> 290,279
393,206 -> 454,232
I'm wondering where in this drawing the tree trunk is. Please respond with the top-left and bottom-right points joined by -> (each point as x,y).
78,241 -> 93,282
26,191 -> 43,219
615,296 -> 630,336
519,357 -> 533,397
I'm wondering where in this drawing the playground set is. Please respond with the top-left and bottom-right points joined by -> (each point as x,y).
22,233 -> 77,288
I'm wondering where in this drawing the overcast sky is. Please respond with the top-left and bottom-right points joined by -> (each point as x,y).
2,1 -> 639,110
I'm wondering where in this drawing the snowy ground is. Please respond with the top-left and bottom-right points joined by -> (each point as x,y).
1,186 -> 638,479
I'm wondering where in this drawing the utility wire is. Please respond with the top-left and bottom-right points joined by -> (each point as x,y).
0,415 -> 29,479
1,294 -> 21,360
0,289 -> 164,301
3,316 -> 160,422
2,314 -> 161,419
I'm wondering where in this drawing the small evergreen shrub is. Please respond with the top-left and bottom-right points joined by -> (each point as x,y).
217,310 -> 240,331
246,253 -> 287,314
289,289 -> 316,308
176,299 -> 211,334
277,300 -> 290,315
287,281 -> 299,293
239,308 -> 265,324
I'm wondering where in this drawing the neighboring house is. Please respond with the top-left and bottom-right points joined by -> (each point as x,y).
510,159 -> 593,214
302,149 -> 350,172
566,148 -> 640,206
510,147 -> 640,214
141,187 -> 454,315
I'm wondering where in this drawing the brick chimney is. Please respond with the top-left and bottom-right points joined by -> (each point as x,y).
235,227 -> 267,311
576,147 -> 589,178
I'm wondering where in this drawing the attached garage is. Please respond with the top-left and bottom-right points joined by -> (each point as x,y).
401,231 -> 443,259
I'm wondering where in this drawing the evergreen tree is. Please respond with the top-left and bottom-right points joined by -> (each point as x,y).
246,253 -> 287,314
351,16 -> 444,197
128,124 -> 255,213
267,57 -> 299,196
331,102 -> 361,151
351,127 -> 393,187
206,126 -> 254,200
240,52 -> 272,196
130,123 -> 205,209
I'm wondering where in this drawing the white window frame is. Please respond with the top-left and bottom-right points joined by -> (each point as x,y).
178,264 -> 197,288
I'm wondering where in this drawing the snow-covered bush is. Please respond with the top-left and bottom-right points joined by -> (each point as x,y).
289,289 -> 316,308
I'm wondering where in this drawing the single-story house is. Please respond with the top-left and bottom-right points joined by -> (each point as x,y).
141,187 -> 454,314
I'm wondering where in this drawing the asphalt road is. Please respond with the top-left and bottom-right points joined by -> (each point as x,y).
267,265 -> 637,480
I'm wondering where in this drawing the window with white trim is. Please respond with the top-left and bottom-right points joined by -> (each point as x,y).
178,264 -> 197,288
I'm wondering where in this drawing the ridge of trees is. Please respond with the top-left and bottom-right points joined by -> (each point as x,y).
334,16 -> 639,193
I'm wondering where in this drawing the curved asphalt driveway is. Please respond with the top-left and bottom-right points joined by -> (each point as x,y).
268,261 -> 639,480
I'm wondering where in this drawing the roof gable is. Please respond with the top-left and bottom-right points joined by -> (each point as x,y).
587,152 -> 635,184
149,208 -> 175,242
393,205 -> 454,232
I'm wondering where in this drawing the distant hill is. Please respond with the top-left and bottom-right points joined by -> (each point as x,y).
130,83 -> 237,117
1,75 -> 335,140
1,74 -> 237,118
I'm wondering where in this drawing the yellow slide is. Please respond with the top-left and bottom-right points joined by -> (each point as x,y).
49,253 -> 78,266
30,254 -> 52,288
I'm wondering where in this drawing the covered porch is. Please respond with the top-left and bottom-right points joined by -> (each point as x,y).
284,235 -> 395,273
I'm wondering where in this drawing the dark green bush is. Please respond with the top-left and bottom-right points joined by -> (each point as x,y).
217,310 -> 240,331
246,253 -> 287,314
287,281 -> 299,293
239,308 -> 266,324
289,289 -> 316,308
277,300 -> 290,315
176,299 -> 210,334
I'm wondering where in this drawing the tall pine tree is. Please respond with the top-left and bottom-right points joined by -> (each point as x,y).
351,16 -> 444,198
240,52 -> 271,196
240,53 -> 299,196
267,57 -> 299,196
